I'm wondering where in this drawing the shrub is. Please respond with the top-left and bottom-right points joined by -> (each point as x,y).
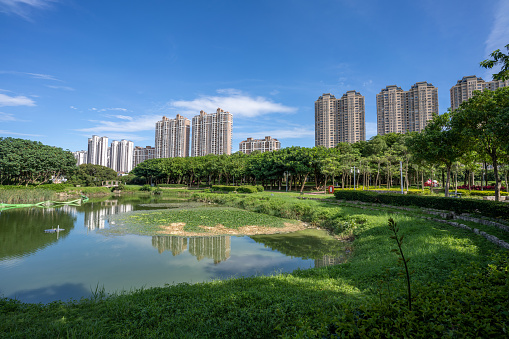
140,184 -> 152,192
333,190 -> 509,221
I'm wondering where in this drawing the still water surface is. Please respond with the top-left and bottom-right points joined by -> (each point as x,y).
0,194 -> 347,304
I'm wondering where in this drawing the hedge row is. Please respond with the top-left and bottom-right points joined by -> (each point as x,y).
156,184 -> 187,188
211,185 -> 264,193
333,190 -> 509,221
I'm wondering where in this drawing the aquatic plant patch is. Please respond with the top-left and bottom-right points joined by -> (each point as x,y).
103,207 -> 301,236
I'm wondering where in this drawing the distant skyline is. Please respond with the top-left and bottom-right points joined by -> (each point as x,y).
0,0 -> 507,152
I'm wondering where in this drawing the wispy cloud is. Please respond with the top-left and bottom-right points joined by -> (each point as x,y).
233,127 -> 314,140
0,129 -> 43,137
105,114 -> 133,121
0,112 -> 16,121
76,115 -> 161,134
483,0 -> 509,79
98,107 -> 128,112
170,89 -> 297,118
0,0 -> 58,20
46,84 -> 74,91
0,70 -> 61,81
0,93 -> 36,107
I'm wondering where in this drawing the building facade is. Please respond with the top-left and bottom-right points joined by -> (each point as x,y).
191,108 -> 233,157
376,82 -> 438,135
155,114 -> 191,158
109,139 -> 134,173
450,76 -> 509,110
450,76 -> 486,111
87,135 -> 108,166
133,146 -> 155,167
315,91 -> 365,147
72,150 -> 88,166
239,136 -> 281,154
337,91 -> 365,143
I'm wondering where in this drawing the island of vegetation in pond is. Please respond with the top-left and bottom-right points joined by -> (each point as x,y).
103,206 -> 306,236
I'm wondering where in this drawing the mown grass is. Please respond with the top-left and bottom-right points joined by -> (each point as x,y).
103,206 -> 299,235
1,192 -> 508,337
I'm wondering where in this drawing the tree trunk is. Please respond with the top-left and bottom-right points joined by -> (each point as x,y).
300,174 -> 308,193
445,165 -> 451,197
490,155 -> 501,201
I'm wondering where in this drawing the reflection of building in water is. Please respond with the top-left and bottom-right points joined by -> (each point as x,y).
314,255 -> 347,268
188,236 -> 231,264
84,201 -> 133,230
151,236 -> 231,264
59,205 -> 78,216
152,236 -> 188,256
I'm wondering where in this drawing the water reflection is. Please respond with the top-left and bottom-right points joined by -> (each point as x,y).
83,200 -> 134,230
251,230 -> 348,267
0,207 -> 76,260
152,236 -> 231,264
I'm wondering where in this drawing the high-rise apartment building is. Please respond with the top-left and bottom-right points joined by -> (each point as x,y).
239,136 -> 281,154
315,91 -> 365,147
450,76 -> 509,110
406,82 -> 439,133
109,139 -> 134,173
376,82 -> 438,135
87,135 -> 108,166
155,114 -> 191,158
450,76 -> 486,111
191,108 -> 233,157
133,146 -> 155,167
337,91 -> 365,143
486,79 -> 509,91
72,150 -> 88,166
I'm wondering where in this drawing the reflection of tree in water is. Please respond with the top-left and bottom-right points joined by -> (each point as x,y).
152,236 -> 231,264
0,207 -> 76,260
251,230 -> 348,266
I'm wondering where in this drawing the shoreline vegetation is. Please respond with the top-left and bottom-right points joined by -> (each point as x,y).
1,189 -> 508,337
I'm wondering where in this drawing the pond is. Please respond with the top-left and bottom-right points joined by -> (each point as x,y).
0,193 -> 348,304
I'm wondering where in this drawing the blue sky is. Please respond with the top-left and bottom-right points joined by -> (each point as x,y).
0,0 -> 507,152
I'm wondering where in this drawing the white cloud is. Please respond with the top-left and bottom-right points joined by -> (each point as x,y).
0,0 -> 57,19
0,112 -> 16,121
46,85 -> 74,91
105,114 -> 133,121
0,93 -> 36,107
233,127 -> 314,140
363,80 -> 373,87
70,106 -> 77,110
483,0 -> 509,80
0,70 -> 62,81
0,129 -> 43,137
171,89 -> 297,118
98,107 -> 128,112
76,115 -> 161,134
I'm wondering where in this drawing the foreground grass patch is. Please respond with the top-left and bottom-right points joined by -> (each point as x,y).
104,206 -> 301,236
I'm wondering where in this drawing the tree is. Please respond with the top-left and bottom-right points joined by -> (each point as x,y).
0,137 -> 76,185
69,164 -> 118,186
450,87 -> 509,201
480,43 -> 509,81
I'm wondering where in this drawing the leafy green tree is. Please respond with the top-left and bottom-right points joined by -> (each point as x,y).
69,164 -> 118,186
0,137 -> 76,185
480,43 -> 509,81
450,87 -> 509,200
411,113 -> 465,197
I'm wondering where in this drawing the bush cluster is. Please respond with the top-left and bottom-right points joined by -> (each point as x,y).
192,192 -> 361,235
211,185 -> 264,194
334,190 -> 509,220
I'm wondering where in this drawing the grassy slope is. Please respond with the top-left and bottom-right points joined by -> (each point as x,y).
1,193 -> 508,338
